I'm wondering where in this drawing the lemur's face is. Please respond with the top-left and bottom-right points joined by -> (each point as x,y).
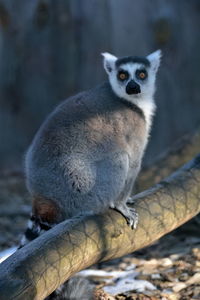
102,50 -> 161,103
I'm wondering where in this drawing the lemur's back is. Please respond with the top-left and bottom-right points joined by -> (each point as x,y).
21,50 -> 161,299
25,82 -> 147,223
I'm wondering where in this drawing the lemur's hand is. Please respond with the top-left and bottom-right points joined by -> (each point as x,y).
111,202 -> 138,229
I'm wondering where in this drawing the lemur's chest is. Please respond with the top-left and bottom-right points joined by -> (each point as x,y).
115,109 -> 147,159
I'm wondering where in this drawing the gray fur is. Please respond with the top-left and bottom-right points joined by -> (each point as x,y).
45,277 -> 95,300
25,82 -> 147,221
24,51 -> 161,299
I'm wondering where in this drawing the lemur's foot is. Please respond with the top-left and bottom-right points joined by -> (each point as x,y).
112,203 -> 138,229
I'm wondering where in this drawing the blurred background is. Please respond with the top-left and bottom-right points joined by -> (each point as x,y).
0,3 -> 200,297
0,0 -> 200,171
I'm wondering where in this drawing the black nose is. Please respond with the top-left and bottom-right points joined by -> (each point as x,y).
126,80 -> 141,95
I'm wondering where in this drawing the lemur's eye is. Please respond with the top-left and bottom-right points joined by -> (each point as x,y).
136,69 -> 147,80
119,73 -> 127,80
118,71 -> 129,81
139,72 -> 146,79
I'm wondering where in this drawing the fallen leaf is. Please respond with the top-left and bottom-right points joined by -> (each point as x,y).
172,282 -> 187,292
186,272 -> 200,285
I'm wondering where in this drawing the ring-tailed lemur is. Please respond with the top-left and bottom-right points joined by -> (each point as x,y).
20,50 -> 161,299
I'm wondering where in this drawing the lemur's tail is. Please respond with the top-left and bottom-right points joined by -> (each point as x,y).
19,215 -> 95,300
46,277 -> 95,300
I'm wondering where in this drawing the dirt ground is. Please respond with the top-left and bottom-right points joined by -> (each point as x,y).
0,171 -> 200,300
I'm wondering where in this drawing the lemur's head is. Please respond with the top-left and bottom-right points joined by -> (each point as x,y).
102,50 -> 161,103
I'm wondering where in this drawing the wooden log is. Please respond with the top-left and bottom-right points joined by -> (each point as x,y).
136,127 -> 200,192
0,154 -> 200,299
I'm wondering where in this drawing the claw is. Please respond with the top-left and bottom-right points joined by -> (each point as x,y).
111,203 -> 139,229
127,197 -> 135,204
126,208 -> 138,229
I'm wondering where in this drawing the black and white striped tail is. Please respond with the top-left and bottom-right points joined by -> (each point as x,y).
19,214 -> 53,248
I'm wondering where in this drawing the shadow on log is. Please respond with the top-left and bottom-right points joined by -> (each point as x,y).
0,154 -> 200,300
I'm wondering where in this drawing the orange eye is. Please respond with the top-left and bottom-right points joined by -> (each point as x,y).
136,69 -> 147,80
118,71 -> 128,81
119,73 -> 126,80
139,72 -> 146,79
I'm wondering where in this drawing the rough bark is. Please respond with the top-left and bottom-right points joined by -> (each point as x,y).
0,154 -> 199,300
136,127 -> 200,192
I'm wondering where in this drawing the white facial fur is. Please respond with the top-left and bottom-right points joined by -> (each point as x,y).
102,50 -> 161,132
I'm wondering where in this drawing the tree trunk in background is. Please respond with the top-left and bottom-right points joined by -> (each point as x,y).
136,126 -> 200,192
0,0 -> 200,169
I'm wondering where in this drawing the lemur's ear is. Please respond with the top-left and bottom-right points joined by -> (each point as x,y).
147,50 -> 162,73
101,52 -> 117,74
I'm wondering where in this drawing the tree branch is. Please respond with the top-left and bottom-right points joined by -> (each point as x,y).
0,154 -> 200,300
136,127 -> 200,192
